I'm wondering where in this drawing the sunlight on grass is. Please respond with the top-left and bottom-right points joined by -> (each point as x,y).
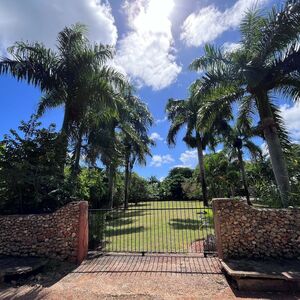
98,201 -> 214,253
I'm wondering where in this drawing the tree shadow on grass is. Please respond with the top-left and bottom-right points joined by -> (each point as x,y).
169,218 -> 203,230
110,209 -> 148,219
122,210 -> 148,218
89,209 -> 149,249
128,202 -> 151,208
104,209 -> 149,226
105,226 -> 145,237
106,217 -> 134,226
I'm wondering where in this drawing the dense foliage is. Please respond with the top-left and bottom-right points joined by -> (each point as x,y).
188,1 -> 300,207
1,0 -> 300,213
0,117 -> 66,214
0,24 -> 153,214
159,167 -> 193,200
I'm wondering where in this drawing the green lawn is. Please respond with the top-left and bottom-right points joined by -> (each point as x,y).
91,201 -> 214,253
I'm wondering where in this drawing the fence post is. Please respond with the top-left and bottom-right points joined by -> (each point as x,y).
77,201 -> 89,264
212,198 -> 226,260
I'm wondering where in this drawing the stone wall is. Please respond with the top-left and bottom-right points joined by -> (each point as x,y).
0,201 -> 88,264
213,199 -> 300,260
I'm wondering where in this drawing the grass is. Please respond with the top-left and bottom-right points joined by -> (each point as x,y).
90,201 -> 214,253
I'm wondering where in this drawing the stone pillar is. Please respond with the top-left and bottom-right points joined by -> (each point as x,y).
77,201 -> 88,264
212,198 -> 228,260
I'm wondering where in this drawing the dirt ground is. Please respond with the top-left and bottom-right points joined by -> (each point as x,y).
0,254 -> 299,300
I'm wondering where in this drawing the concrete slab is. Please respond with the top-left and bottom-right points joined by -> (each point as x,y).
222,259 -> 300,292
0,256 -> 48,282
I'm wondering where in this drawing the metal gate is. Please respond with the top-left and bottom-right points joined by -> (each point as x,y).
89,201 -> 216,255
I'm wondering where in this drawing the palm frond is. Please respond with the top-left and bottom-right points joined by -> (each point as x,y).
258,0 -> 300,62
56,23 -> 88,56
190,44 -> 231,72
196,86 -> 244,131
268,42 -> 300,81
37,90 -> 65,116
240,8 -> 265,54
167,118 -> 186,145
243,140 -> 263,159
273,72 -> 300,102
0,42 -> 58,91
165,98 -> 187,120
237,95 -> 257,131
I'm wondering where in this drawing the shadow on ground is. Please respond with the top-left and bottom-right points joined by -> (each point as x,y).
71,253 -> 222,276
2,254 -> 300,299
0,258 -> 77,299
0,258 -> 76,286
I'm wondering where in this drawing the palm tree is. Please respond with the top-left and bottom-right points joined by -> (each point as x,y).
85,115 -> 121,209
220,120 -> 262,205
204,151 -> 233,198
166,97 -> 215,206
0,23 -> 126,172
85,90 -> 153,209
120,91 -> 153,209
190,1 -> 300,206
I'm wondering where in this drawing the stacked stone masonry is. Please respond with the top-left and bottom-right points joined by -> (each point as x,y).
213,199 -> 300,259
0,201 -> 88,263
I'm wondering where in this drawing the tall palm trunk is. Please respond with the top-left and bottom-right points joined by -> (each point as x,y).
58,109 -> 70,175
72,124 -> 84,177
124,148 -> 130,209
257,91 -> 290,207
236,147 -> 251,205
128,161 -> 136,206
196,132 -> 208,206
108,164 -> 115,209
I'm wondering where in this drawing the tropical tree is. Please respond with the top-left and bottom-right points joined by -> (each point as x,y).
128,172 -> 149,205
190,1 -> 300,206
0,23 -> 126,173
85,90 -> 153,209
147,176 -> 161,200
166,97 -> 216,206
200,151 -> 240,198
160,167 -> 193,200
220,120 -> 262,205
0,116 -> 67,214
85,114 -> 121,209
120,92 -> 153,208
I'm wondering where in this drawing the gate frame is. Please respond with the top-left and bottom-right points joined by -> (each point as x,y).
88,201 -> 216,256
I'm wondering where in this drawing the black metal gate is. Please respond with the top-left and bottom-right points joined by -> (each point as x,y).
89,201 -> 216,255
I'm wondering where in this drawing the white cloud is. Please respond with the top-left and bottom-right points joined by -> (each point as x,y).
115,0 -> 181,90
260,103 -> 300,156
150,154 -> 174,167
181,0 -> 268,47
222,42 -> 242,53
261,142 -> 269,157
155,116 -> 168,124
0,44 -> 8,57
280,103 -> 300,142
150,132 -> 163,141
177,149 -> 199,168
0,0 -> 117,52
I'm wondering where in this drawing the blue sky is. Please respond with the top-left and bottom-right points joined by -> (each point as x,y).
0,0 -> 299,180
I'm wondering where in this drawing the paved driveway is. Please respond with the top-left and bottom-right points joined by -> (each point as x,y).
0,254 -> 299,299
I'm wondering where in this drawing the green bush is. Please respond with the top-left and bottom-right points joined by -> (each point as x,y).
0,117 -> 67,214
